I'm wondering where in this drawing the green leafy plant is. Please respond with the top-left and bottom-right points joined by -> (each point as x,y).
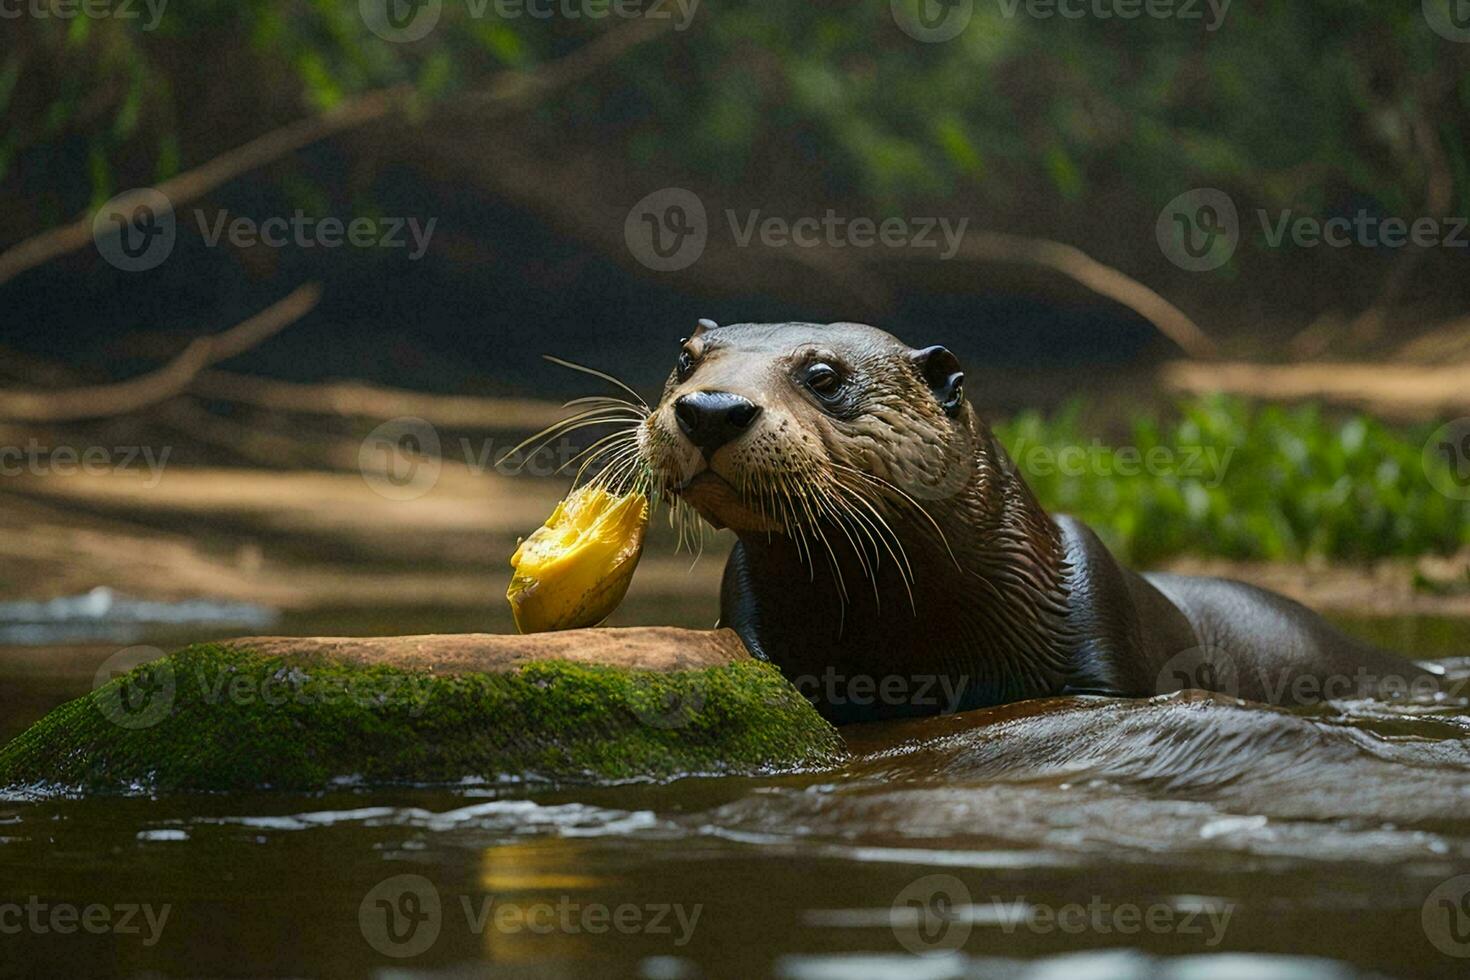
995,397 -> 1470,564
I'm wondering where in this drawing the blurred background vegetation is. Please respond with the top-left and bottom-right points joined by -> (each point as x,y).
0,0 -> 1467,624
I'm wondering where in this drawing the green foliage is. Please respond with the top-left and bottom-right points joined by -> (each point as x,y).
995,397 -> 1470,565
0,644 -> 845,795
9,1 -> 1468,219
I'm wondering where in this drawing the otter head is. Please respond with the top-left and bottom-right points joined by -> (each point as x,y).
639,320 -> 978,537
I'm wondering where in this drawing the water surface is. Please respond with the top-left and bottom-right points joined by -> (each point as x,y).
1,610 -> 1468,978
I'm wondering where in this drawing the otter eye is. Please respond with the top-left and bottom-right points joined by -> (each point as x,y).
805,362 -> 842,399
676,348 -> 695,382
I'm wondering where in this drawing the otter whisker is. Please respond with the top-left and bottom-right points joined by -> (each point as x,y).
813,489 -> 881,608
829,462 -> 960,572
831,479 -> 916,612
786,480 -> 849,612
562,395 -> 648,413
563,429 -> 639,480
772,475 -> 814,575
582,441 -> 646,491
542,355 -> 649,409
498,407 -> 646,470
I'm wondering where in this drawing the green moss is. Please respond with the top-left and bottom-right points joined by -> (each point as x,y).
0,644 -> 845,794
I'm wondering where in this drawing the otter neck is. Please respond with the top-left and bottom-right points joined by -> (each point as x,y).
730,427 -> 1080,715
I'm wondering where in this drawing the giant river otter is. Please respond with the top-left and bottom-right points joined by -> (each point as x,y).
633,320 -> 1435,723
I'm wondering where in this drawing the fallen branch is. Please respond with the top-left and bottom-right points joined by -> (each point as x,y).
0,283 -> 321,422
188,370 -> 569,431
1163,358 -> 1470,415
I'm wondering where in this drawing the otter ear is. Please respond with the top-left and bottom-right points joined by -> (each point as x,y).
691,318 -> 718,339
909,345 -> 965,417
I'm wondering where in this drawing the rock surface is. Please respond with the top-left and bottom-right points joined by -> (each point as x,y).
0,628 -> 845,794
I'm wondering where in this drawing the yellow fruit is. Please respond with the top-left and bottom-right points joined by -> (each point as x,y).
507,485 -> 649,633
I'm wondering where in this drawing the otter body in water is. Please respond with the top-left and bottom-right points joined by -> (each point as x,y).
637,321 -> 1433,723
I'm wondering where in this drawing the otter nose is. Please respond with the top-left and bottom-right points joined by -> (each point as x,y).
673,391 -> 761,458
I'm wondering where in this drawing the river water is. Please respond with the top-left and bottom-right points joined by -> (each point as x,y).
1,607 -> 1468,978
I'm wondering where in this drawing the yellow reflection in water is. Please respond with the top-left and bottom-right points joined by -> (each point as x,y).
475,839 -> 612,963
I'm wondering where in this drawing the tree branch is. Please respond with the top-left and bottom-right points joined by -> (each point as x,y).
0,16 -> 674,287
948,233 -> 1219,360
0,283 -> 321,421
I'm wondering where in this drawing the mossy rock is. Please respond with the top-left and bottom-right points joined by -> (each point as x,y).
0,629 -> 845,794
